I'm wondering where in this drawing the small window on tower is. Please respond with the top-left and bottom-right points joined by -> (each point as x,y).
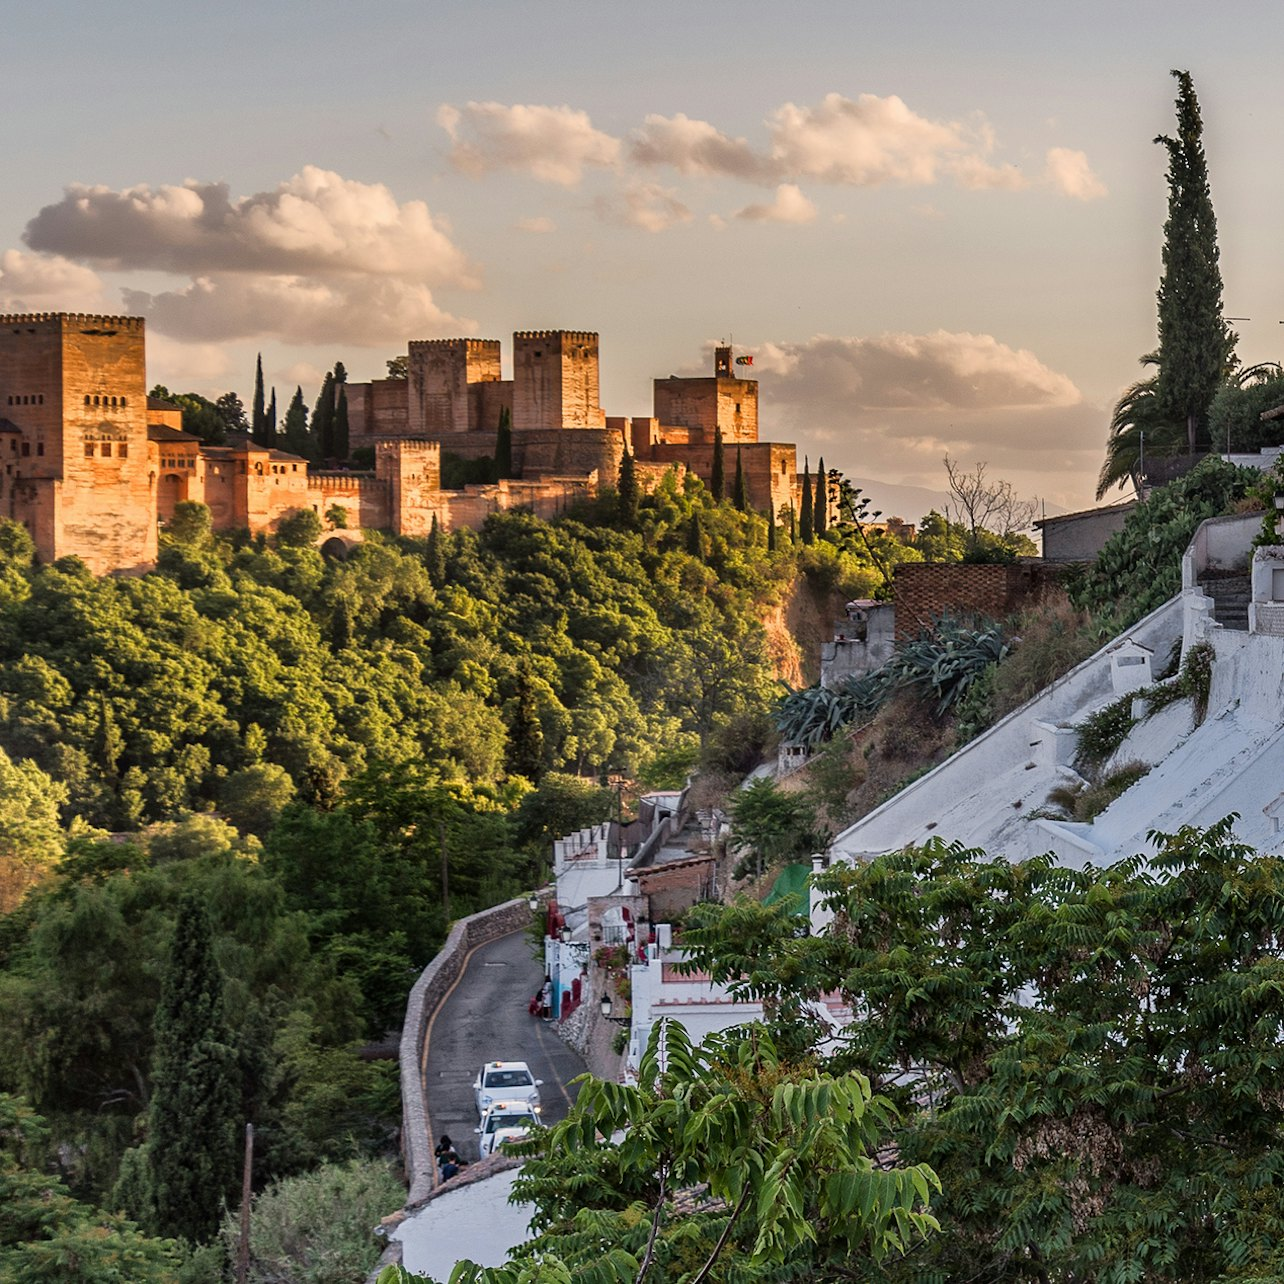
84,395 -> 91,406
37,395 -> 42,404
36,443 -> 43,457
119,444 -> 128,458
21,443 -> 29,457
103,443 -> 112,457
121,398 -> 127,408
85,443 -> 95,458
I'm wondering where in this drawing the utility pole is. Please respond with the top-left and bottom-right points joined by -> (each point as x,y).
235,1123 -> 254,1284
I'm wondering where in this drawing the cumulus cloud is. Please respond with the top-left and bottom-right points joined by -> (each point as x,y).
948,156 -> 1028,191
1043,147 -> 1107,200
438,102 -> 620,186
734,184 -> 817,223
629,113 -> 776,182
593,182 -> 692,233
0,250 -> 105,311
123,274 -> 472,347
756,331 -> 1080,412
24,167 -> 475,286
742,331 -> 1100,505
144,332 -> 234,389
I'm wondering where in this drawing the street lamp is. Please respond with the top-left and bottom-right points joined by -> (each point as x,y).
527,893 -> 540,915
600,995 -> 630,1025
559,926 -> 571,943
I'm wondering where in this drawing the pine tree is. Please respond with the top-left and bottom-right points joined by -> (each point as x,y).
282,386 -> 309,458
312,372 -> 335,462
800,457 -> 814,545
1154,69 -> 1236,453
334,387 -> 350,461
144,895 -> 239,1244
265,386 -> 277,445
251,353 -> 266,445
710,427 -> 725,501
815,457 -> 828,535
618,448 -> 640,527
733,448 -> 747,511
426,514 -> 447,588
495,406 -> 513,479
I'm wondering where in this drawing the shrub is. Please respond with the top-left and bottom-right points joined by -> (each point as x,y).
1075,697 -> 1136,771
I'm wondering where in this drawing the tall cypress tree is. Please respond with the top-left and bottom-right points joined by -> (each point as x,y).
265,386 -> 277,445
334,387 -> 350,461
618,448 -> 640,527
1154,69 -> 1235,453
815,457 -> 828,535
686,511 -> 704,560
800,457 -> 814,545
766,509 -> 777,551
710,427 -> 725,501
507,661 -> 545,782
251,353 -> 266,445
426,514 -> 447,588
282,386 -> 309,458
495,406 -> 513,479
312,372 -> 335,462
733,448 -> 747,511
789,502 -> 797,543
144,895 -> 239,1244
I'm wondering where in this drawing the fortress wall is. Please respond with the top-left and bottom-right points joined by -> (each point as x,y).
242,456 -> 311,533
648,440 -> 790,513
513,426 -> 622,482
474,379 -> 512,435
348,379 -> 411,451
307,473 -> 390,530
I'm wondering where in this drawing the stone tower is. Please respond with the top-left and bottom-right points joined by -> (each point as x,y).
0,312 -> 156,573
376,437 -> 442,538
406,338 -> 502,437
512,331 -> 605,431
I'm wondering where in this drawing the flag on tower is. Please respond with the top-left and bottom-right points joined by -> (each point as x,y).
735,355 -> 754,366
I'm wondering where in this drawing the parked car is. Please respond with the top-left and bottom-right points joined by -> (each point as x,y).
473,1060 -> 542,1116
475,1100 -> 543,1157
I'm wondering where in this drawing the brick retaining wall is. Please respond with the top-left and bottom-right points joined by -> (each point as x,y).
893,561 -> 1067,639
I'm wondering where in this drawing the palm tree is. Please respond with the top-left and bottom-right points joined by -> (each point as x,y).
1097,356 -> 1182,499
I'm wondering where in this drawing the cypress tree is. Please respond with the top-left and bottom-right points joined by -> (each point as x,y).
767,509 -> 777,551
618,448 -> 640,527
710,427 -> 725,501
495,406 -> 513,479
1154,69 -> 1235,453
311,372 -> 335,463
334,387 -> 350,461
800,457 -> 814,545
815,457 -> 828,534
507,661 -> 545,782
426,514 -> 447,588
733,448 -> 747,511
282,386 -> 309,458
686,511 -> 704,560
265,386 -> 277,445
251,353 -> 266,445
789,502 -> 797,543
145,894 -> 239,1243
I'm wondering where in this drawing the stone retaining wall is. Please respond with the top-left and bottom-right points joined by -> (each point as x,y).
365,893 -> 541,1282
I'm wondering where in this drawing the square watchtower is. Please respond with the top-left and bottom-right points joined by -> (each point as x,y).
512,330 -> 605,431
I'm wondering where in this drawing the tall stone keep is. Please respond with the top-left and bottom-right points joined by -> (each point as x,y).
513,331 -> 605,431
0,312 -> 156,573
653,345 -> 758,445
377,437 -> 442,538
406,338 -> 502,437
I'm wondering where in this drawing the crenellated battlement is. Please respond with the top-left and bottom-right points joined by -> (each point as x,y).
0,312 -> 145,331
408,337 -> 500,352
308,472 -> 381,493
514,330 -> 598,343
376,437 -> 441,452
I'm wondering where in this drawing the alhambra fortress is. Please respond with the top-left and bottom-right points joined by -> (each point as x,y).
0,312 -> 802,574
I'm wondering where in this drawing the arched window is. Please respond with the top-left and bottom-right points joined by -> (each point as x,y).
84,395 -> 91,406
120,397 -> 127,408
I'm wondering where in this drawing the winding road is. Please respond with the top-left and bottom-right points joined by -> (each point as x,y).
421,929 -> 587,1163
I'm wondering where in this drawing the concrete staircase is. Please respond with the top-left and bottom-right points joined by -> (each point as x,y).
1198,571 -> 1251,631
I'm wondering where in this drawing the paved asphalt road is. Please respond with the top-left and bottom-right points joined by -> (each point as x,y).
422,929 -> 587,1164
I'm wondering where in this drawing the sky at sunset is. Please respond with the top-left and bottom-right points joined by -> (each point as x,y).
4,0 -> 1284,514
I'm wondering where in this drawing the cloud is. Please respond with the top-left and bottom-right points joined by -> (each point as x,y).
630,113 -> 776,182
144,332 -> 234,390
593,182 -> 692,233
24,166 -> 475,286
742,331 -> 1099,507
947,156 -> 1028,191
123,274 -> 472,347
515,216 -> 556,233
767,93 -> 971,186
756,331 -> 1081,412
0,250 -> 105,311
734,184 -> 817,223
1043,147 -> 1107,200
438,102 -> 620,186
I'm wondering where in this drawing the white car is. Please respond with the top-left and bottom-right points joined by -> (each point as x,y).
473,1060 -> 543,1117
475,1100 -> 543,1157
